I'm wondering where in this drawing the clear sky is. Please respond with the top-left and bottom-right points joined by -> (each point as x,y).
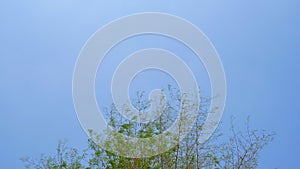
0,0 -> 299,168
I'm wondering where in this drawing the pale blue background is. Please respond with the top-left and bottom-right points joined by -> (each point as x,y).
1,0 -> 299,168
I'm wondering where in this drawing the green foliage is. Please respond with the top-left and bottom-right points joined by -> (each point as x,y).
22,89 -> 275,169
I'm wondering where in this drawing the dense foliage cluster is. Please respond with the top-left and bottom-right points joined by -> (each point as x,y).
22,90 -> 274,169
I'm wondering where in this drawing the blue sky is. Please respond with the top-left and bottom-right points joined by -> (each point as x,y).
0,0 -> 299,168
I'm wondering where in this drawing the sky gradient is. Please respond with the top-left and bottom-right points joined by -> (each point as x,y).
1,0 -> 299,168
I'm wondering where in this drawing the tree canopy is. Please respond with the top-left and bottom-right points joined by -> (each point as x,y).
22,90 -> 274,169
